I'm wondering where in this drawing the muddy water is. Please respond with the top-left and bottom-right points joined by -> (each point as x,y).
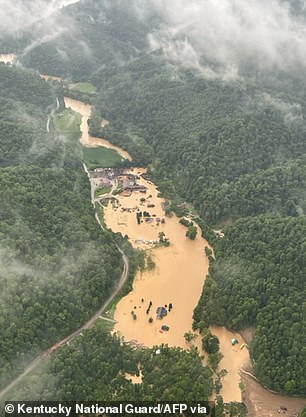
0,54 -> 16,64
104,170 -> 208,349
63,96 -> 132,160
104,169 -> 248,402
210,326 -> 249,402
125,367 -> 143,384
242,371 -> 306,417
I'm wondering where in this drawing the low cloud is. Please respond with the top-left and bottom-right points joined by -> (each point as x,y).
0,0 -> 78,39
260,92 -> 303,124
134,0 -> 306,78
3,0 -> 306,79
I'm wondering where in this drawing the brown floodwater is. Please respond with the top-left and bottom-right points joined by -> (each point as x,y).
63,96 -> 132,160
125,367 -> 143,384
210,326 -> 249,402
104,169 -> 249,402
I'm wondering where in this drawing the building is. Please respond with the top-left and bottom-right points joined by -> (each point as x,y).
156,306 -> 167,319
122,177 -> 147,192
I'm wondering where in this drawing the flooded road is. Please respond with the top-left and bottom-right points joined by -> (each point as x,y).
241,370 -> 306,417
64,96 -> 132,160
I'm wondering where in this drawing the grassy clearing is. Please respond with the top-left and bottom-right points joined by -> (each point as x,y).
53,109 -> 81,140
95,185 -> 112,197
104,296 -> 121,320
83,146 -> 123,169
95,316 -> 116,332
71,82 -> 96,94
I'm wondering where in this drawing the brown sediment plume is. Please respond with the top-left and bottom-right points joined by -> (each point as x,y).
63,96 -> 132,161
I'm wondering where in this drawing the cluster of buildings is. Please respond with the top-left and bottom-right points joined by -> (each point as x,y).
90,168 -> 147,196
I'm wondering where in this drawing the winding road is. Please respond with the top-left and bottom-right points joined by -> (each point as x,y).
0,169 -> 129,400
46,97 -> 60,133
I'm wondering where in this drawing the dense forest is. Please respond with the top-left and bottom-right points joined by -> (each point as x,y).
17,0 -> 151,80
194,216 -> 306,394
7,328 -> 212,402
0,63 -> 124,389
90,60 -> 306,224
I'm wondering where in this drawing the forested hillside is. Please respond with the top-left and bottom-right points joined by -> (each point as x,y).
0,64 -> 123,389
19,0 -> 150,80
8,329 -> 212,401
89,61 -> 306,222
194,216 -> 306,394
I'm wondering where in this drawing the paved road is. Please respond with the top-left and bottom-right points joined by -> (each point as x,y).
0,175 -> 129,400
0,247 -> 128,400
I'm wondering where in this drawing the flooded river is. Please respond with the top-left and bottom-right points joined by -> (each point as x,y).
64,96 -> 132,160
61,94 -> 249,402
103,170 -> 249,402
105,169 -> 209,349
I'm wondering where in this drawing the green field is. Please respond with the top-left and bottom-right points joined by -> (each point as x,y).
95,185 -> 112,197
71,82 -> 96,94
83,146 -> 123,169
53,109 -> 81,140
